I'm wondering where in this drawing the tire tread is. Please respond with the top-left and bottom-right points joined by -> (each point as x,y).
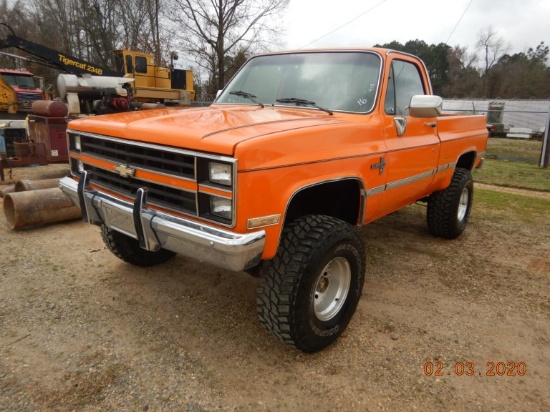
427,168 -> 473,239
256,215 -> 364,351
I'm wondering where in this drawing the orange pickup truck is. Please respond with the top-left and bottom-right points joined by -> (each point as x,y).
59,48 -> 488,352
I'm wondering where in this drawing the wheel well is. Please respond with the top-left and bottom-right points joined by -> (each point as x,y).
456,151 -> 476,170
285,179 -> 362,226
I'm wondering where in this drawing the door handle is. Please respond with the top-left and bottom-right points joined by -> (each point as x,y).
424,122 -> 437,128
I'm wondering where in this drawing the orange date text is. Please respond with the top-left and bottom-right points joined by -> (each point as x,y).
423,361 -> 526,377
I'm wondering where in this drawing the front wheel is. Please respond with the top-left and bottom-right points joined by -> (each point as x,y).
101,225 -> 175,267
256,215 -> 366,352
427,168 -> 474,239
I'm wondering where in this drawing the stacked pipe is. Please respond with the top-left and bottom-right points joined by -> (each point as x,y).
2,178 -> 81,230
31,100 -> 69,117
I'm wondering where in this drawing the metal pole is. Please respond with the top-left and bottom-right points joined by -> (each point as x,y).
540,107 -> 550,168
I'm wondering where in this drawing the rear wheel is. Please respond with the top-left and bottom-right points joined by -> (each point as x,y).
256,215 -> 366,352
427,168 -> 474,239
101,225 -> 175,267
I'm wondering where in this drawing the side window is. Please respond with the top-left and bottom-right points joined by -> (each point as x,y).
135,56 -> 148,74
384,60 -> 425,115
2,74 -> 15,85
113,53 -> 124,74
125,55 -> 133,74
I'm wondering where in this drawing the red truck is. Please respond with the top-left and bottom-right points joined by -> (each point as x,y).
60,48 -> 488,352
0,68 -> 44,115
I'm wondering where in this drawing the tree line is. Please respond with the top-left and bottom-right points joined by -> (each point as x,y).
376,32 -> 550,99
1,0 -> 548,101
0,0 -> 287,99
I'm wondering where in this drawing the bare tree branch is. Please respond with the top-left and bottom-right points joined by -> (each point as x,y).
476,26 -> 510,96
168,0 -> 288,93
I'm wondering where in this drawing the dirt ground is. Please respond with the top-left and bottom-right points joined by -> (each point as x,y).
1,164 -> 549,411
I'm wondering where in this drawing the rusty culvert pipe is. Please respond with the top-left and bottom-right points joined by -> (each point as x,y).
14,178 -> 61,192
3,188 -> 81,230
31,100 -> 69,117
0,185 -> 15,198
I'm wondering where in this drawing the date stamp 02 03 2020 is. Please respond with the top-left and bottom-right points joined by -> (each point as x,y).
423,361 -> 527,377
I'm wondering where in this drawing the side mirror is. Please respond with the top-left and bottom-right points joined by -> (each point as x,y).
409,95 -> 442,118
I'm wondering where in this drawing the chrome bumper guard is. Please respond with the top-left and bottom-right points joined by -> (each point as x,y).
59,173 -> 265,272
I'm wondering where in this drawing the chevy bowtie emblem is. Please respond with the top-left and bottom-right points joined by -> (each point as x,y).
371,156 -> 386,175
115,164 -> 135,178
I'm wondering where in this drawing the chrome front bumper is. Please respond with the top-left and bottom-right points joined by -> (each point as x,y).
59,174 -> 265,272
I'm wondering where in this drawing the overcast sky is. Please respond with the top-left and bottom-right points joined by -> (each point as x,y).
282,0 -> 549,56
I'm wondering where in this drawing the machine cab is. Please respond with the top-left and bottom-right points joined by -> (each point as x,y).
113,50 -> 190,92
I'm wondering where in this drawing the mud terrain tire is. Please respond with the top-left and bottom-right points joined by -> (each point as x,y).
427,168 -> 474,239
256,215 -> 366,352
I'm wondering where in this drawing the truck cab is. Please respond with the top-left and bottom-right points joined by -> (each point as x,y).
113,50 -> 195,103
0,68 -> 44,113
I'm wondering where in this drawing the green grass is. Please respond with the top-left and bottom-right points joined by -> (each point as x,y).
473,159 -> 550,191
486,137 -> 543,162
475,188 -> 550,224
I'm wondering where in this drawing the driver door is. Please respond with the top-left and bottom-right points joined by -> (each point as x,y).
380,56 -> 440,210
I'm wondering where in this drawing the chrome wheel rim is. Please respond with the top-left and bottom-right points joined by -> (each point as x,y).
314,257 -> 351,321
457,187 -> 469,222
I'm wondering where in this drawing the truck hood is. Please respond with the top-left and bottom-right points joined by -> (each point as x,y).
68,105 -> 345,156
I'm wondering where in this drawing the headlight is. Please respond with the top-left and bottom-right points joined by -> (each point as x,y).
74,135 -> 81,151
209,162 -> 232,186
210,196 -> 232,219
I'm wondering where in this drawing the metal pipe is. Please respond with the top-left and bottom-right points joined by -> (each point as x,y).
31,100 -> 69,117
0,185 -> 15,198
14,178 -> 60,192
540,109 -> 550,168
3,188 -> 81,230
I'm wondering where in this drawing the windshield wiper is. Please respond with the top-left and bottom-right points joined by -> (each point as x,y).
229,91 -> 264,108
275,97 -> 333,115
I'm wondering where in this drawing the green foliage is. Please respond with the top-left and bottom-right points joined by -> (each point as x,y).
489,42 -> 550,98
375,40 -> 451,96
475,188 -> 550,225
473,159 -> 550,192
485,137 -> 543,161
376,38 -> 549,99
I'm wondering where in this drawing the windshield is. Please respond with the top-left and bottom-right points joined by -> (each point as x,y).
2,74 -> 37,88
216,52 -> 382,114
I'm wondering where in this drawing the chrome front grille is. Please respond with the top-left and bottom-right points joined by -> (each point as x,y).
17,92 -> 42,110
68,132 -> 236,226
80,134 -> 195,179
18,92 -> 43,102
81,163 -> 197,214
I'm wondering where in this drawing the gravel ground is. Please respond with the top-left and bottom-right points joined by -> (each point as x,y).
0,164 -> 549,411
